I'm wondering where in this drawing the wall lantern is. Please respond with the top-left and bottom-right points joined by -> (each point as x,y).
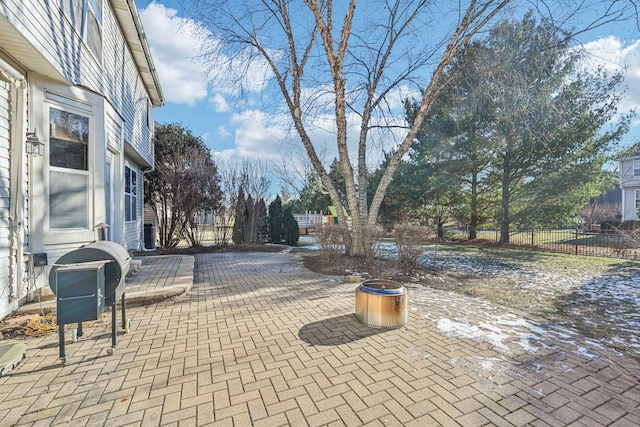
26,128 -> 44,156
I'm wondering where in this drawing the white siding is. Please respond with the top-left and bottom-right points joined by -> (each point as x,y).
1,0 -> 154,166
0,76 -> 29,318
620,157 -> 640,222
0,80 -> 11,307
623,188 -> 639,221
621,158 -> 640,188
0,0 -> 159,317
102,1 -> 153,166
0,0 -> 102,90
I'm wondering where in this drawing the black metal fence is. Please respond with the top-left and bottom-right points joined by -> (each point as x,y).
445,228 -> 640,261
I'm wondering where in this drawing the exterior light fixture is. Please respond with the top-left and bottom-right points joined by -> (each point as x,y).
26,128 -> 44,156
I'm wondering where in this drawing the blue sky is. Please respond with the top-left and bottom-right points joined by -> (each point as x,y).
135,1 -> 640,189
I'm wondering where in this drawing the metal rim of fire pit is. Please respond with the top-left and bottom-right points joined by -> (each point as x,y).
357,280 -> 405,295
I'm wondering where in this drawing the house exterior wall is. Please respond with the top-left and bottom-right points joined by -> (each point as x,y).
620,156 -> 640,222
0,60 -> 30,317
0,79 -> 14,311
622,189 -> 639,221
102,1 -> 154,168
0,0 -> 162,318
0,80 -> 11,273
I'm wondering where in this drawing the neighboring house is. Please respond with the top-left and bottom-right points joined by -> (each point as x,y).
620,149 -> 640,222
0,0 -> 164,318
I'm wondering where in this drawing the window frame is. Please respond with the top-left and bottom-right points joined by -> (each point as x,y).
47,105 -> 92,231
84,0 -> 103,61
633,160 -> 640,177
59,0 -> 102,62
124,165 -> 138,223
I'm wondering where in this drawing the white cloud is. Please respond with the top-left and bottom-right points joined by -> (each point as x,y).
217,125 -> 230,138
140,2 -> 211,106
203,48 -> 274,96
229,110 -> 289,159
209,93 -> 230,112
582,36 -> 640,127
211,105 -> 401,179
201,132 -> 210,141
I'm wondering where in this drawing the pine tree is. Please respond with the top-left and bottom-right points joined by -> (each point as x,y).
268,195 -> 283,243
232,187 -> 246,243
283,207 -> 300,246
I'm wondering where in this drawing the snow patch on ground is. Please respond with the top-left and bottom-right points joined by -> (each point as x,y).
306,237 -> 639,359
437,318 -> 510,352
396,244 -> 639,359
413,285 -> 622,366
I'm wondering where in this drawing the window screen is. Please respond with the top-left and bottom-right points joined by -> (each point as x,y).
50,171 -> 89,229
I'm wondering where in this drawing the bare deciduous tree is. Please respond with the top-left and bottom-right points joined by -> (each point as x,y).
215,158 -> 272,243
189,0 -> 635,256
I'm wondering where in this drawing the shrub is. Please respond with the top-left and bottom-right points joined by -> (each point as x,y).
362,224 -> 384,261
607,228 -> 640,256
317,224 -> 348,261
268,195 -> 284,243
394,224 -> 432,267
283,208 -> 300,246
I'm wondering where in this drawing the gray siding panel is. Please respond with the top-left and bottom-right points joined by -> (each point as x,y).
102,1 -> 153,166
1,0 -> 101,89
0,80 -> 11,308
2,0 -> 153,165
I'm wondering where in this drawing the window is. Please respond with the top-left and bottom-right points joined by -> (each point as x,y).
636,189 -> 640,211
125,166 -> 138,222
49,108 -> 90,229
60,0 -> 83,27
85,0 -> 102,60
634,160 -> 640,177
60,0 -> 102,61
146,99 -> 151,128
50,108 -> 89,170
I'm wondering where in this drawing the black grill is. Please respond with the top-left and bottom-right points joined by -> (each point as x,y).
49,241 -> 132,364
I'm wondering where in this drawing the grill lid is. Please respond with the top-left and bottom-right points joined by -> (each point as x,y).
49,241 -> 131,298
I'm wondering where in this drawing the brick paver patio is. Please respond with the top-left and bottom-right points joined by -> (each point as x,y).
0,251 -> 638,426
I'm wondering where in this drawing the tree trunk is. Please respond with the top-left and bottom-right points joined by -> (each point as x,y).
469,171 -> 478,240
499,137 -> 512,243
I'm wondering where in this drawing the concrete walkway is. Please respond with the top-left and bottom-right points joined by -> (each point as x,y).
0,252 -> 638,426
16,255 -> 194,314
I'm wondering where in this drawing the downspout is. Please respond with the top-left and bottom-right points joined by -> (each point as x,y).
2,63 -> 27,302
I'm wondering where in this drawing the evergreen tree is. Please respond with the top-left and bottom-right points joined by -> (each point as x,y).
268,195 -> 284,243
255,198 -> 268,242
282,207 -> 300,246
403,13 -> 630,240
232,187 -> 246,243
485,13 -> 629,240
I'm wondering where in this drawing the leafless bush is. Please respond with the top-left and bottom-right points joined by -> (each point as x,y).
394,224 -> 433,267
362,225 -> 384,261
317,224 -> 348,261
607,228 -> 640,256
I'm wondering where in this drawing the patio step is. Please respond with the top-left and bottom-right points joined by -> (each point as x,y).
0,342 -> 27,376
